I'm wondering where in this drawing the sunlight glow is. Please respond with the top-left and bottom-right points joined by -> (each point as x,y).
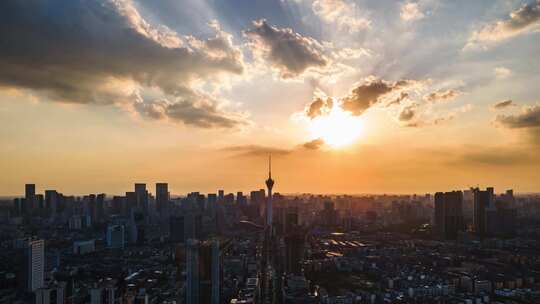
309,105 -> 363,148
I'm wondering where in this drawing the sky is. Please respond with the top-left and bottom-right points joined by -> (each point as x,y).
1,0 -> 540,196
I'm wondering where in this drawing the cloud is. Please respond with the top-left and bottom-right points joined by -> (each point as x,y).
302,138 -> 325,150
222,145 -> 292,157
399,105 -> 416,121
0,0 -> 246,128
312,0 -> 371,33
494,67 -> 512,79
400,2 -> 425,22
306,97 -> 333,118
386,92 -> 410,107
402,104 -> 472,128
495,104 -> 540,128
466,0 -> 540,49
244,19 -> 328,78
423,89 -> 462,103
222,138 -> 326,158
459,147 -> 535,166
341,78 -> 417,115
132,95 -> 247,128
493,99 -> 515,109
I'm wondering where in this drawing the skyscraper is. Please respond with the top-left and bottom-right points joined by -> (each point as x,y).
45,190 -> 58,218
434,191 -> 464,240
134,183 -> 148,212
25,184 -> 36,212
186,239 -> 222,304
156,183 -> 169,214
106,225 -> 125,249
265,156 -> 274,230
284,230 -> 305,275
19,239 -> 45,292
474,188 -> 493,237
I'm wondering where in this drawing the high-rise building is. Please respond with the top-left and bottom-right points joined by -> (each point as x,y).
186,239 -> 222,304
45,190 -> 58,218
126,192 -> 136,212
25,184 -> 36,212
218,190 -> 224,202
170,216 -> 185,243
284,231 -> 305,275
134,183 -> 148,212
474,188 -> 493,237
35,281 -> 66,304
156,183 -> 169,214
434,191 -> 464,240
19,238 -> 45,292
106,225 -> 125,249
95,194 -> 105,223
184,213 -> 202,241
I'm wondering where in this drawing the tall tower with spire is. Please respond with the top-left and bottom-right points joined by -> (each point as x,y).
265,155 -> 274,229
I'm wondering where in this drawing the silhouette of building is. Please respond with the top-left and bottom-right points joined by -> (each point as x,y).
474,187 -> 493,237
284,231 -> 305,275
169,216 -> 185,243
156,183 -> 169,214
266,156 -> 274,231
106,225 -> 125,249
18,238 -> 45,292
186,239 -> 222,304
25,183 -> 36,213
134,183 -> 148,212
434,191 -> 464,240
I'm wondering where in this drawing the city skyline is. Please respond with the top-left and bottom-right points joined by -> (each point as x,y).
1,0 -> 540,195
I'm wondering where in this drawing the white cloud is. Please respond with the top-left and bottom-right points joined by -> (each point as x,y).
401,2 -> 425,22
494,67 -> 512,79
312,0 -> 371,33
465,0 -> 540,50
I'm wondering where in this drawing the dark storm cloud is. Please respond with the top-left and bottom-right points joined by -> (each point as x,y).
493,99 -> 515,109
467,0 -> 540,47
0,0 -> 246,128
423,89 -> 461,103
341,79 -> 415,116
244,19 -> 328,78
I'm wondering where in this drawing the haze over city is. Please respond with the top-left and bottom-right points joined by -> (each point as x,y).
1,0 -> 540,195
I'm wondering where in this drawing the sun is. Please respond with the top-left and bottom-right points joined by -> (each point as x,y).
308,105 -> 363,148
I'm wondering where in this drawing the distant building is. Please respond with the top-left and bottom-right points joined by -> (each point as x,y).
169,216 -> 185,243
45,190 -> 58,218
35,281 -> 65,304
106,225 -> 125,249
156,183 -> 169,214
474,187 -> 493,237
73,240 -> 96,255
25,183 -> 36,212
134,183 -> 148,212
284,231 -> 305,275
434,191 -> 464,240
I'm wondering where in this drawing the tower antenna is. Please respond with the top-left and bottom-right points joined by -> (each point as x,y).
269,154 -> 272,179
